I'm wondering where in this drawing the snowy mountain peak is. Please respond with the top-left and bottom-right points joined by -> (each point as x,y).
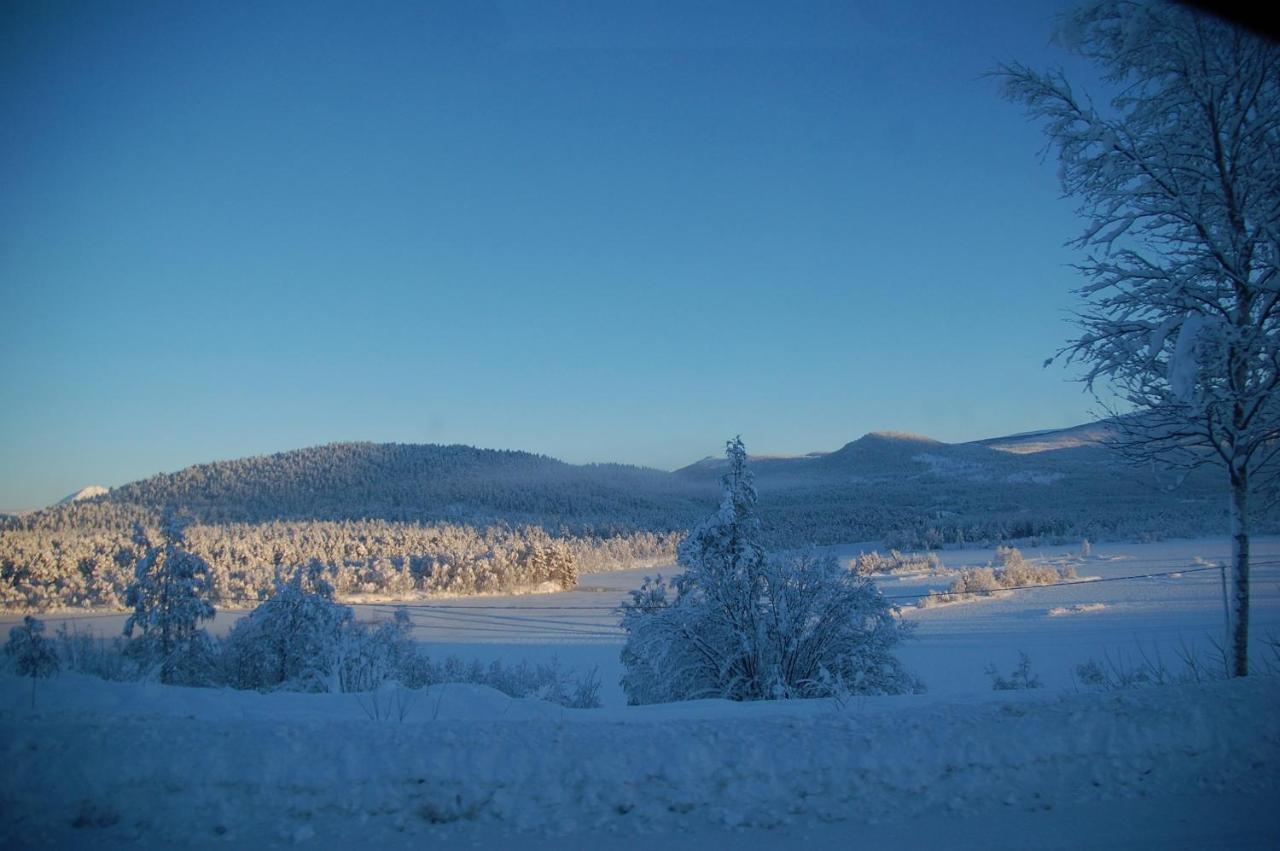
57,485 -> 109,505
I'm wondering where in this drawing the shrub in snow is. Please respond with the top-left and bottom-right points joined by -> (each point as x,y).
123,512 -> 217,684
994,546 -> 1024,567
334,608 -> 417,693
356,680 -> 417,722
986,652 -> 1042,690
853,549 -> 944,576
1073,642 -> 1232,692
1004,558 -> 1075,588
398,655 -> 602,708
221,563 -> 356,692
619,437 -> 919,704
222,564 -> 426,694
52,623 -> 137,682
477,658 -> 601,708
5,615 -> 59,707
920,554 -> 1076,607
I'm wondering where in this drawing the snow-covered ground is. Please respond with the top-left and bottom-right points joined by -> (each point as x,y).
2,670 -> 1277,848
15,536 -> 1272,706
3,537 -> 1279,847
393,536 -> 1280,705
887,536 -> 1280,696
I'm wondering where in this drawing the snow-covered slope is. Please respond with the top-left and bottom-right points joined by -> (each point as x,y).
1,672 -> 1276,847
973,421 -> 1115,454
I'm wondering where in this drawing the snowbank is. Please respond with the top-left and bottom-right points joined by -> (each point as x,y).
2,672 -> 1278,846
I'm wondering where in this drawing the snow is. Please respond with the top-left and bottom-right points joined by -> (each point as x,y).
977,420 -> 1112,454
1004,470 -> 1065,484
1047,602 -> 1108,616
3,536 -> 1279,847
1168,313 -> 1210,403
8,536 -> 1280,707
56,484 -> 108,504
2,669 -> 1277,847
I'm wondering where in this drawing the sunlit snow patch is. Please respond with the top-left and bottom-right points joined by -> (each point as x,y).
1047,603 -> 1108,617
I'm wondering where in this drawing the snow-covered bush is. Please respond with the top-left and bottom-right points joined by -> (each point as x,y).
221,565 -> 428,694
52,623 -> 137,682
1006,559 -> 1073,588
480,658 -> 599,708
620,437 -> 919,704
920,556 -> 1076,607
994,546 -> 1024,567
41,605 -> 604,706
123,513 -> 217,684
221,563 -> 355,692
1073,642 -> 1231,691
986,652 -> 1042,690
854,549 -> 944,576
5,615 -> 59,706
396,655 -> 602,708
334,608 -> 417,693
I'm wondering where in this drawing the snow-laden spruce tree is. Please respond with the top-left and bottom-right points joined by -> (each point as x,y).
619,437 -> 918,704
222,560 -> 357,692
124,510 -> 216,684
5,615 -> 59,708
997,1 -> 1280,675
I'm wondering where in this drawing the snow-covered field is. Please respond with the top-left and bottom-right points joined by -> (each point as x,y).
3,537 -> 1280,848
16,537 -> 1280,706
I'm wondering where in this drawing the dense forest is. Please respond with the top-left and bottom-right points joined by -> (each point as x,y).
0,518 -> 680,611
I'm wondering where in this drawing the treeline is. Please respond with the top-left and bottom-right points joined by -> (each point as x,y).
0,519 -> 681,612
754,474 -> 1251,551
3,481 -> 1258,613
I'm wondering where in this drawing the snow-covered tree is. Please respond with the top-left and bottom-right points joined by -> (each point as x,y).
5,615 -> 58,707
619,437 -> 918,704
998,1 -> 1280,675
123,510 -> 216,683
221,561 -> 354,692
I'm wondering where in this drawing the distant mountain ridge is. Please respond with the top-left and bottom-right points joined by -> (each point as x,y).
9,419 -> 1252,549
672,423 -> 1109,483
972,421 -> 1115,454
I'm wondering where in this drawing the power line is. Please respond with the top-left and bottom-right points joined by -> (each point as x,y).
350,559 -> 1280,610
884,565 -> 1224,602
10,558 -> 1278,621
370,605 -> 621,630
390,607 -> 623,638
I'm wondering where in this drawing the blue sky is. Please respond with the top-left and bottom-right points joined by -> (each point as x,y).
1,0 -> 1107,507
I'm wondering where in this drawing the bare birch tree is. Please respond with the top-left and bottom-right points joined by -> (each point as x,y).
997,0 -> 1280,675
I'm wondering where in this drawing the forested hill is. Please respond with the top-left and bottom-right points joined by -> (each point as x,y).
8,426 -> 1267,613
16,443 -> 713,533
6,425 -> 1264,548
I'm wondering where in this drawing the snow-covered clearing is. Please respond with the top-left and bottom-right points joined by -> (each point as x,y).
3,537 -> 1279,847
